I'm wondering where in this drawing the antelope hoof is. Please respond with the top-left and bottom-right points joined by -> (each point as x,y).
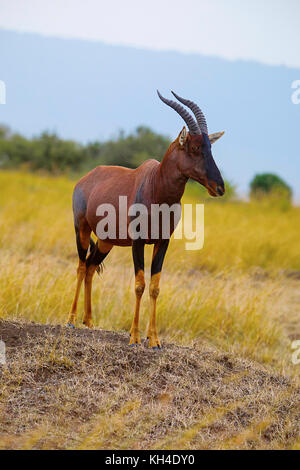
129,330 -> 141,346
66,322 -> 75,329
148,336 -> 161,349
129,343 -> 141,348
129,337 -> 141,347
83,319 -> 94,329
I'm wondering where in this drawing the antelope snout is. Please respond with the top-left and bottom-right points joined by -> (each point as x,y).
207,180 -> 225,197
216,184 -> 225,196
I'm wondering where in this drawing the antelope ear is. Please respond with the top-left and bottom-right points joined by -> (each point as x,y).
178,126 -> 188,146
209,131 -> 225,144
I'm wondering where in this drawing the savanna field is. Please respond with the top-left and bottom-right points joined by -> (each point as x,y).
0,170 -> 299,450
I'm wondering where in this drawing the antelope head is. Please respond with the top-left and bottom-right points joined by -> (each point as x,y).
157,90 -> 225,197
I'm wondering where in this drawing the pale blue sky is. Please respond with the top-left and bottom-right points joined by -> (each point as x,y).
0,0 -> 300,68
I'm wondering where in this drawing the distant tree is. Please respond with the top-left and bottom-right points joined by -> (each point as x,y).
250,173 -> 292,200
0,132 -> 33,168
0,124 -> 10,139
94,126 -> 171,168
31,132 -> 83,172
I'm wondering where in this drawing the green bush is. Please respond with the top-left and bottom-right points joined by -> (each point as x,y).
250,173 -> 292,201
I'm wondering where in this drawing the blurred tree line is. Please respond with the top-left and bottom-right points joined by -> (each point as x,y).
0,124 -> 238,200
0,125 -> 170,173
1,124 -> 294,205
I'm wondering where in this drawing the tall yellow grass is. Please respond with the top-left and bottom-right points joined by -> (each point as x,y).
0,170 -> 299,370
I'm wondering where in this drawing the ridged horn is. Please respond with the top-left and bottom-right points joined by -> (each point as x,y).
171,91 -> 208,135
157,90 -> 200,135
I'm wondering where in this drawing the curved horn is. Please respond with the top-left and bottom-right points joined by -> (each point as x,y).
157,90 -> 200,135
171,91 -> 208,135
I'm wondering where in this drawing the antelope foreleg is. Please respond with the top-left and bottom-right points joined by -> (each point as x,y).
148,273 -> 161,348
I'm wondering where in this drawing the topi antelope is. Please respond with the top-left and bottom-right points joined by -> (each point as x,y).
67,90 -> 225,348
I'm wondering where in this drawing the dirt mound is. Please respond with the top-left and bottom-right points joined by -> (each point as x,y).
0,319 -> 299,450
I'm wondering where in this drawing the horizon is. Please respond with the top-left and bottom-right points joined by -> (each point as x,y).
2,26 -> 300,72
1,0 -> 300,68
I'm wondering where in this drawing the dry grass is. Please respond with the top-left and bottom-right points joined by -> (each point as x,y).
0,320 -> 299,450
0,170 -> 299,449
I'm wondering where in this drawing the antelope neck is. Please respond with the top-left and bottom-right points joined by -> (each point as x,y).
153,146 -> 188,205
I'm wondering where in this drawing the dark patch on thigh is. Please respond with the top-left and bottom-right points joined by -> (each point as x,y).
86,243 -> 110,268
73,186 -> 87,229
75,227 -> 88,262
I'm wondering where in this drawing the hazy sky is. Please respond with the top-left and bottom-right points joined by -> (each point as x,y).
1,0 -> 300,68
